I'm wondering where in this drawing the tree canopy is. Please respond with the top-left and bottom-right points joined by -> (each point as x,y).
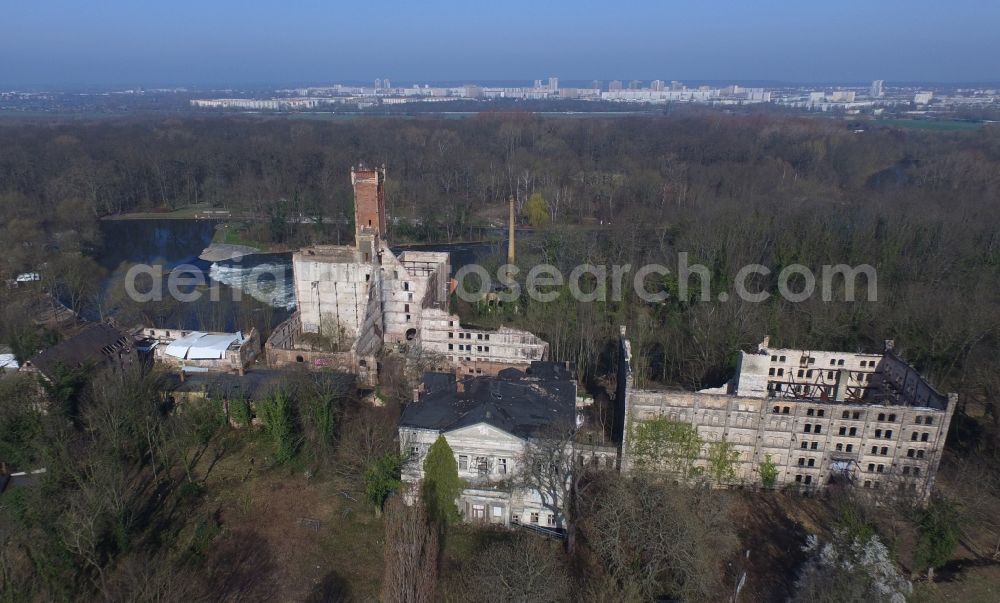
524,191 -> 550,227
421,436 -> 463,526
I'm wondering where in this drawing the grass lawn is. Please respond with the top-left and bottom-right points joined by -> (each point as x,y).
912,564 -> 1000,602
185,431 -> 386,600
211,221 -> 286,251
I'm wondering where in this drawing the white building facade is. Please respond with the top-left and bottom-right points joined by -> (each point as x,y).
399,364 -> 579,529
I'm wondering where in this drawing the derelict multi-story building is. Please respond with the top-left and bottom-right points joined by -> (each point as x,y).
618,329 -> 956,499
265,165 -> 546,384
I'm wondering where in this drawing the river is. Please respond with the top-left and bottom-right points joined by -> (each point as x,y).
96,219 -> 506,332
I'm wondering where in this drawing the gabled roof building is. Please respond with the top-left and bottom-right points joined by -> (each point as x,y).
399,362 -> 590,529
20,323 -> 135,382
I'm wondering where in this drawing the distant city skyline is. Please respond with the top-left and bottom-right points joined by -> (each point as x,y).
2,0 -> 999,87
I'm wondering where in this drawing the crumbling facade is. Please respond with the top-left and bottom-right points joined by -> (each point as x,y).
20,322 -> 137,384
351,165 -> 387,243
291,243 -> 386,359
619,329 -> 956,500
264,309 -> 379,386
419,309 -> 548,376
269,164 -> 547,384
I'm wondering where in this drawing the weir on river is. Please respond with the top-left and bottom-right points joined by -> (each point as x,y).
96,219 -> 507,331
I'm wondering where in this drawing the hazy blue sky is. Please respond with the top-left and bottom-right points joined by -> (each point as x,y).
2,0 -> 997,86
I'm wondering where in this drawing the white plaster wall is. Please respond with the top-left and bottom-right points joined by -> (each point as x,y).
398,423 -> 566,526
419,308 -> 548,366
736,348 -> 886,399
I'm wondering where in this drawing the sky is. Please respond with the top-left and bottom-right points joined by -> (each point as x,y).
1,0 -> 998,87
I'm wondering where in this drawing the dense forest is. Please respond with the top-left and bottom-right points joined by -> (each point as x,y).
2,113 -> 1000,600
2,113 -> 998,401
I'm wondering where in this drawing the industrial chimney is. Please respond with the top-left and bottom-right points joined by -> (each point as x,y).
507,195 -> 516,264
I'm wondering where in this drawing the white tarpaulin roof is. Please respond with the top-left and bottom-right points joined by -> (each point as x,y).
164,332 -> 243,360
0,354 -> 18,370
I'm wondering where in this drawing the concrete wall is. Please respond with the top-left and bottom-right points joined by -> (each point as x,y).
380,249 -> 449,344
622,384 -> 955,499
265,313 -> 300,351
880,351 -> 950,409
736,348 -> 885,400
293,246 -> 373,337
419,308 -> 548,373
354,270 -> 384,357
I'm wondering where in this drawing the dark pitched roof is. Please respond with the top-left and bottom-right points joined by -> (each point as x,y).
161,369 -> 339,402
28,323 -> 131,377
0,469 -> 47,494
400,361 -> 576,439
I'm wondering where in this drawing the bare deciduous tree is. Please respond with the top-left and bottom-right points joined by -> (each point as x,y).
443,534 -> 571,603
333,403 -> 397,486
381,494 -> 438,603
578,473 -> 738,601
515,424 -> 609,554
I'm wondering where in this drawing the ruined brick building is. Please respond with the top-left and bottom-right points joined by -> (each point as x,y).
265,165 -> 546,384
137,327 -> 261,375
21,322 -> 136,384
618,329 -> 956,500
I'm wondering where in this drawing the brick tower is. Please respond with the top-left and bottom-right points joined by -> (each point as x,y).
351,164 -> 387,245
